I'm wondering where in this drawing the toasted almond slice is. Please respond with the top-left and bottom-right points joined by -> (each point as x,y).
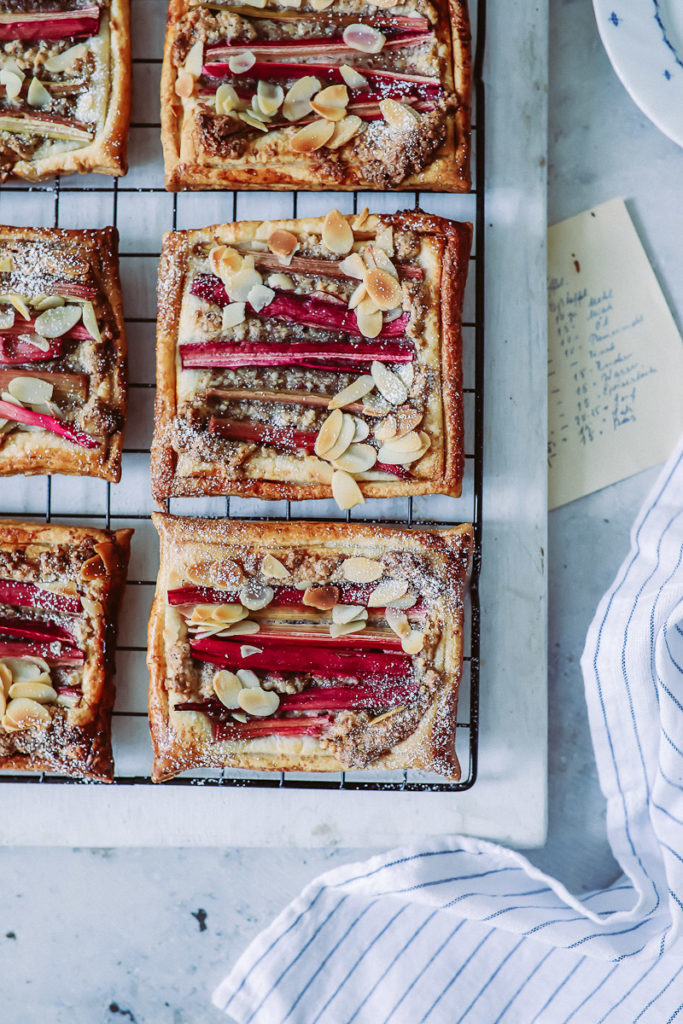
8,375 -> 54,405
347,281 -> 367,310
238,687 -> 280,717
314,407 -> 344,456
0,68 -> 23,100
371,360 -> 408,405
303,585 -> 340,611
338,252 -> 366,279
310,0 -> 334,8
387,594 -> 418,610
175,69 -> 194,98
239,582 -> 274,611
322,209 -> 354,255
213,670 -> 243,709
310,84 -> 348,121
380,98 -> 421,131
81,301 -> 102,344
330,620 -> 367,638
257,79 -> 284,116
291,118 -> 335,152
266,272 -> 295,290
228,51 -> 256,74
8,680 -> 57,703
383,429 -> 422,453
294,580 -> 314,590
402,629 -> 425,654
247,283 -> 275,312
222,302 -> 246,329
5,696 -> 50,729
0,662 -> 12,694
364,267 -> 402,311
332,469 -> 365,510
282,75 -> 321,121
369,706 -> 405,725
328,374 -> 374,410
323,413 -> 355,461
352,417 -> 370,442
210,245 -> 242,278
343,23 -> 386,52
262,554 -> 290,579
310,100 -> 347,121
2,656 -> 49,683
331,604 -> 368,624
27,77 -> 51,108
44,42 -> 87,72
374,415 -> 397,442
93,540 -> 119,575
377,440 -> 426,465
356,298 -> 383,339
33,304 -> 82,339
332,442 -> 377,474
240,645 -> 263,657
391,407 -> 423,439
216,82 -> 239,114
0,689 -> 5,717
341,556 -> 383,583
228,262 -> 263,302
0,307 -> 14,329
327,114 -> 363,150
239,110 -> 270,132
211,604 -> 249,625
340,65 -> 368,89
365,245 -> 398,278
385,607 -> 411,638
236,668 -> 260,689
220,620 -> 261,637
267,229 -> 298,257
374,225 -> 395,256
20,334 -> 50,352
6,293 -> 30,321
368,579 -> 409,607
184,40 -> 203,77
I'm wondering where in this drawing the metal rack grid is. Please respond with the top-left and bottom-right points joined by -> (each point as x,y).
0,0 -> 485,792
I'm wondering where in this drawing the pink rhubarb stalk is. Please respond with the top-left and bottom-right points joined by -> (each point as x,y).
213,716 -> 330,742
206,32 -> 432,62
0,617 -> 75,644
181,339 -> 413,369
0,317 -> 92,340
279,682 -> 417,711
0,398 -> 99,449
0,336 -> 63,364
0,6 -> 100,41
196,618 -> 404,651
168,583 -> 424,613
0,578 -> 81,614
190,636 -> 411,679
203,59 -> 440,93
0,639 -> 84,665
0,369 -> 88,401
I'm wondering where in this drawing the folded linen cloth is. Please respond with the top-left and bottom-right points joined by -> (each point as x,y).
214,436 -> 683,1024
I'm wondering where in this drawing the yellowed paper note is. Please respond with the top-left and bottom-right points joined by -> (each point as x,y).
548,198 -> 683,509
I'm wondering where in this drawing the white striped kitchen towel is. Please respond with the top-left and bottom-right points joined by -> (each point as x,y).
214,435 -> 683,1024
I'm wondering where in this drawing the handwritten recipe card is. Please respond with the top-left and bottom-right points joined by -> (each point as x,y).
548,198 -> 683,509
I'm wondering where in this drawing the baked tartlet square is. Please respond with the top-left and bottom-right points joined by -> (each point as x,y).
151,209 -> 471,508
148,513 -> 473,782
0,519 -> 132,781
0,225 -> 127,482
161,0 -> 470,192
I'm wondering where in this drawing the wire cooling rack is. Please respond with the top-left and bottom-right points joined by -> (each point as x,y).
0,0 -> 485,791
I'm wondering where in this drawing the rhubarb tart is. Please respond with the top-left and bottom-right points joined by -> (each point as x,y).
161,0 -> 471,191
0,0 -> 130,181
0,520 -> 131,780
151,210 -> 471,508
148,514 -> 473,781
0,225 -> 127,481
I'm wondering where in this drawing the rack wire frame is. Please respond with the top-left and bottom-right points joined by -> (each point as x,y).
0,0 -> 485,792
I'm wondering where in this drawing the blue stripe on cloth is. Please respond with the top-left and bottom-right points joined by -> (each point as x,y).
633,966 -> 683,1021
381,920 -> 467,1024
561,962 -> 620,1023
418,931 -> 495,1022
453,937 -> 526,1024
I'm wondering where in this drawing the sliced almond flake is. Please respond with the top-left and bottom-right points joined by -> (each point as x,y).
222,302 -> 246,329
402,630 -> 425,654
384,307 -> 404,323
368,579 -> 409,607
347,281 -> 367,310
369,707 -> 405,725
267,229 -> 298,257
184,40 -> 204,77
352,417 -> 370,442
331,469 -> 365,510
4,293 -> 31,321
310,0 -> 334,8
365,268 -> 402,311
330,619 -> 367,638
331,604 -> 368,625
396,361 -> 414,389
294,580 -> 314,590
385,607 -> 411,638
322,209 -> 354,255
239,582 -> 274,611
291,118 -> 335,152
0,662 -> 12,694
175,69 -> 194,98
332,442 -> 377,474
356,299 -> 383,339
228,51 -> 256,74
382,429 -> 422,453
18,334 -> 49,352
310,99 -> 347,121
216,83 -> 239,115
343,23 -> 386,53
303,585 -> 339,610
33,304 -> 81,339
27,78 -> 50,108
341,557 -> 384,583
239,110 -> 270,132
8,681 -> 57,703
353,208 -> 370,230
238,687 -> 280,717
367,245 -> 399,279
0,68 -> 23,100
310,82 -> 348,115
380,98 -> 420,131
377,441 -> 427,466
323,413 -> 355,461
4,696 -> 50,729
314,407 -> 343,457
0,690 -> 5,717
82,301 -> 103,344
282,75 -> 321,121
45,42 -> 87,72
374,414 -> 397,442
220,620 -> 261,637
338,252 -> 366,279
340,65 -> 368,89
228,262 -> 263,302
237,668 -> 261,689
8,376 -> 53,405
249,96 -> 272,122
213,670 -> 243,709
2,657 -> 50,684
33,295 -> 64,311
386,593 -> 419,610
262,554 -> 290,580
0,308 -> 14,329
371,360 -> 408,405
328,374 -> 374,410
327,115 -> 363,150
266,272 -> 295,290
247,283 -> 275,312
211,603 -> 249,624
210,245 -> 242,279
240,644 -> 263,657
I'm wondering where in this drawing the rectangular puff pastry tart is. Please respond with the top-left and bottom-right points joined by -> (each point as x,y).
0,225 -> 127,482
151,209 -> 471,509
161,0 -> 471,191
0,0 -> 130,181
0,520 -> 132,780
148,514 -> 473,782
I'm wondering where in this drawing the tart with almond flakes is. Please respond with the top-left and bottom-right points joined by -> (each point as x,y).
0,225 -> 127,481
148,513 -> 472,782
0,519 -> 131,780
161,0 -> 471,191
0,0 -> 130,181
151,209 -> 471,509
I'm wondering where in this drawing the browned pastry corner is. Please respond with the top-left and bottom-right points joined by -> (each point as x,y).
161,0 -> 471,191
0,519 -> 132,781
151,210 -> 471,506
148,514 -> 473,782
0,225 -> 127,482
0,0 -> 130,181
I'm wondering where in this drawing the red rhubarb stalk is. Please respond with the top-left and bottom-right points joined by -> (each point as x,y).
189,275 -> 410,339
279,682 -> 417,711
0,336 -> 63,364
0,399 -> 99,450
0,317 -> 92,340
167,583 -> 424,613
0,578 -> 81,614
213,716 -> 330,741
203,60 -> 440,91
0,370 -> 88,401
0,639 -> 84,665
0,7 -> 100,42
190,636 -> 411,678
181,339 -> 413,369
195,619 -> 404,651
206,32 -> 431,62
0,617 -> 75,644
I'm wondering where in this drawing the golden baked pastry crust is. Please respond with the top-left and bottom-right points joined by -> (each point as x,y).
161,0 -> 470,192
0,224 -> 127,482
151,210 -> 471,503
3,0 -> 130,181
148,513 -> 473,782
0,520 -> 132,781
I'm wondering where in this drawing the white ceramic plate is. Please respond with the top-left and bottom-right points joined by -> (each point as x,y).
593,0 -> 683,147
